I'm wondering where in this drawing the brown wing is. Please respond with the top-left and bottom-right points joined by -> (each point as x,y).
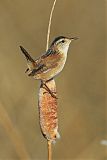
28,50 -> 61,76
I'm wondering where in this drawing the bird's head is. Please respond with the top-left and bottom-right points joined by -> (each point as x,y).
50,36 -> 78,54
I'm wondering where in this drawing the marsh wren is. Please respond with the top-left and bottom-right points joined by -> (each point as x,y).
20,36 -> 78,98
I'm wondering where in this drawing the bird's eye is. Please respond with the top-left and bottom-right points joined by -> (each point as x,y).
61,40 -> 65,43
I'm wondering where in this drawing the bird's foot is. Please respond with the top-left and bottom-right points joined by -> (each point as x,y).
42,82 -> 58,99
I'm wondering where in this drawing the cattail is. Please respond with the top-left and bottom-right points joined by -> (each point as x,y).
38,0 -> 59,148
38,79 -> 60,143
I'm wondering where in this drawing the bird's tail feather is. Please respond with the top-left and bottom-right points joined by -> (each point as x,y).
19,46 -> 35,63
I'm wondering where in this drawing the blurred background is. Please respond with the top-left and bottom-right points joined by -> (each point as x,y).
0,0 -> 106,159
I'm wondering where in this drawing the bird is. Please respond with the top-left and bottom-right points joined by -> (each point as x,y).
20,36 -> 78,98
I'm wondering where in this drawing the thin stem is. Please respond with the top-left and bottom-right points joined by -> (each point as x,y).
0,102 -> 30,160
46,0 -> 57,51
48,140 -> 52,160
45,1 -> 57,160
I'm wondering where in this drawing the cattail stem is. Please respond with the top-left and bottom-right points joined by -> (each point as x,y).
48,140 -> 52,160
39,1 -> 58,160
46,0 -> 57,51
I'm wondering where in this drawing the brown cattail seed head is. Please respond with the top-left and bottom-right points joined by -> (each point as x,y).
38,79 -> 60,143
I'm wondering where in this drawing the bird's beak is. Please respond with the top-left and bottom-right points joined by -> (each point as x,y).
70,37 -> 79,40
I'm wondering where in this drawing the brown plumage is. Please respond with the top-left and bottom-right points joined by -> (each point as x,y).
20,36 -> 78,97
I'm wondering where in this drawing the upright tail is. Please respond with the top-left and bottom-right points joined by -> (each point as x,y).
19,46 -> 35,63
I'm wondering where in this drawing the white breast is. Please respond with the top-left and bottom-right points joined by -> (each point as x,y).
59,44 -> 70,56
63,45 -> 69,55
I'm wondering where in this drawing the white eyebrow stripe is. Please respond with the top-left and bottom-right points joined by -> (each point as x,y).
56,38 -> 65,44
